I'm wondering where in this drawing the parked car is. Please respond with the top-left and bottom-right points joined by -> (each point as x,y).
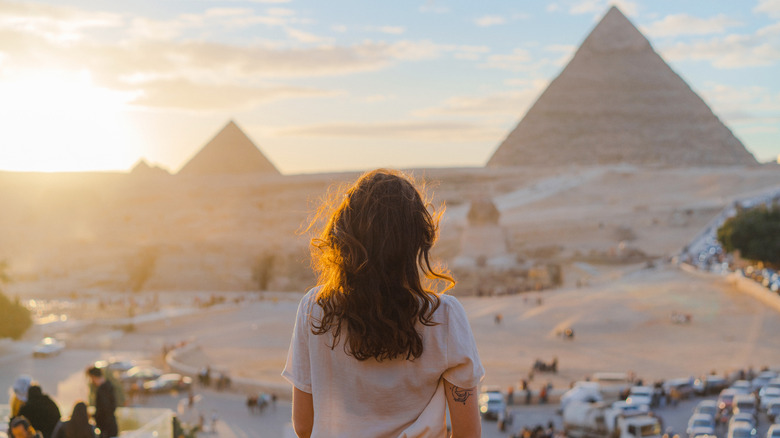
728,421 -> 757,438
479,389 -> 507,421
688,413 -> 716,437
767,424 -> 780,438
760,379 -> 780,399
33,337 -> 65,358
611,400 -> 650,415
767,401 -> 780,422
94,359 -> 137,374
733,394 -> 758,420
627,386 -> 653,408
729,413 -> 756,430
731,380 -> 753,395
753,372 -> 777,392
142,373 -> 193,394
121,366 -> 163,386
664,378 -> 695,400
695,400 -> 719,418
760,387 -> 780,410
720,388 -> 741,410
695,376 -> 729,395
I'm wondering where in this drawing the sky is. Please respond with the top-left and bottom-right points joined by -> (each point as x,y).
0,0 -> 778,175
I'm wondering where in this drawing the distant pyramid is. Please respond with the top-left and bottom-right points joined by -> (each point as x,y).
487,6 -> 757,167
130,159 -> 170,177
178,121 -> 279,175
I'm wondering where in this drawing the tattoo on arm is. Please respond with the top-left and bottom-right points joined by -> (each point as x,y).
450,386 -> 474,405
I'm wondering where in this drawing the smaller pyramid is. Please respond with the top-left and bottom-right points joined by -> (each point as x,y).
178,121 -> 279,176
130,159 -> 170,177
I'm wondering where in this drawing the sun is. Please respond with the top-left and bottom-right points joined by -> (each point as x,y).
0,69 -> 141,172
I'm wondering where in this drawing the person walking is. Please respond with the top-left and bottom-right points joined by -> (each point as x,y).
283,169 -> 484,438
86,367 -> 117,438
52,402 -> 95,438
18,385 -> 60,438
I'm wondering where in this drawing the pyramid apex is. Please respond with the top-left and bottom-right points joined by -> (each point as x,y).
581,4 -> 648,53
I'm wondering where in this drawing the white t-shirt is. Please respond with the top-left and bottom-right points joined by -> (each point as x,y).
282,287 -> 484,438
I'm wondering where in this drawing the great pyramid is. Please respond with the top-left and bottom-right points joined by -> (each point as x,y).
487,6 -> 757,167
178,121 -> 279,175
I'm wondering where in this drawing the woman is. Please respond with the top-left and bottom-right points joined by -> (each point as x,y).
52,402 -> 95,438
282,169 -> 484,437
9,375 -> 32,418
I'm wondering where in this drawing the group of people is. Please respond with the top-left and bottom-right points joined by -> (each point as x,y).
7,367 -> 117,438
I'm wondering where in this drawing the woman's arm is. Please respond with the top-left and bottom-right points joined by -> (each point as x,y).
444,379 -> 481,438
292,387 -> 314,438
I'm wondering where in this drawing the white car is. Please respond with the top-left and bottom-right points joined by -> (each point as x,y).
626,386 -> 653,408
695,400 -> 718,418
728,421 -> 757,438
687,413 -> 716,436
760,379 -> 780,399
611,400 -> 649,415
731,380 -> 753,395
729,413 -> 756,430
33,337 -> 65,358
478,390 -> 506,421
767,424 -> 780,438
760,387 -> 780,410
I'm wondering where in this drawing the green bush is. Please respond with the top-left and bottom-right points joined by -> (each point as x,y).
717,205 -> 780,267
0,291 -> 32,339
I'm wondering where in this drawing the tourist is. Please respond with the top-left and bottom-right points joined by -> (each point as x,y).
282,169 -> 484,437
9,416 -> 42,438
18,385 -> 60,438
52,402 -> 96,438
9,375 -> 33,419
86,367 -> 117,438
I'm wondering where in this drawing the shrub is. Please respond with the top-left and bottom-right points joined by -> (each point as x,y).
718,206 -> 780,267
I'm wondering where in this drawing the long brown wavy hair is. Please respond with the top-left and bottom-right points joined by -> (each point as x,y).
308,169 -> 455,361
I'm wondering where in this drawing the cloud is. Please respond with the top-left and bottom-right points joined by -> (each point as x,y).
641,13 -> 742,38
364,25 -> 406,35
754,0 -> 780,18
566,0 -> 639,17
660,30 -> 780,68
478,48 -> 534,71
276,121 -> 504,142
363,94 -> 396,103
419,1 -> 450,14
0,0 -> 122,41
475,15 -> 506,27
284,27 -> 330,43
130,79 -> 337,110
415,80 -> 549,117
698,82 -> 780,124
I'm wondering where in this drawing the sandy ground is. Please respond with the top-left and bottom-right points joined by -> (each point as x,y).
133,263 -> 780,395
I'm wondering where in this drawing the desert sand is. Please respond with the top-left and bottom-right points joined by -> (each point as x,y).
2,163 -> 780,395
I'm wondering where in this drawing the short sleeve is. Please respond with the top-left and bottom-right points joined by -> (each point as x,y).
281,289 -> 316,393
442,296 -> 485,388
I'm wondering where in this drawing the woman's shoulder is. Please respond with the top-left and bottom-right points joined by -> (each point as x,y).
433,294 -> 468,322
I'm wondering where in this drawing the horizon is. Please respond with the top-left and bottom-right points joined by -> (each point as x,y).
0,0 -> 778,174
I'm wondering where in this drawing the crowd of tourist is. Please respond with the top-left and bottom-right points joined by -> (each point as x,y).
6,367 -> 116,438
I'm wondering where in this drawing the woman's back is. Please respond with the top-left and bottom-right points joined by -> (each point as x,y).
282,170 -> 484,438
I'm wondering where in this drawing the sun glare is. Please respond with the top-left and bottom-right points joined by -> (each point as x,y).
0,70 -> 141,172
